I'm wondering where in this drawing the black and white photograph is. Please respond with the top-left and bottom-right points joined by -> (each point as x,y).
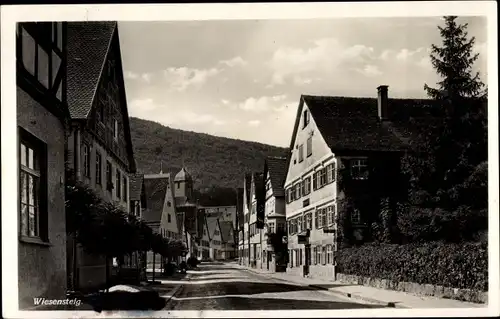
1,2 -> 498,318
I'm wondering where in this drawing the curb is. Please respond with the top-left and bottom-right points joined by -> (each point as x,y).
163,273 -> 191,304
308,284 -> 410,309
238,266 -> 409,309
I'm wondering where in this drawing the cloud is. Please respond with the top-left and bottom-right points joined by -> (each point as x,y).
219,56 -> 248,68
141,73 -> 152,83
221,99 -> 230,105
238,95 -> 289,112
357,65 -> 382,77
293,75 -> 313,85
248,120 -> 261,127
163,67 -> 221,91
268,38 -> 377,86
395,48 -> 424,61
124,71 -> 139,79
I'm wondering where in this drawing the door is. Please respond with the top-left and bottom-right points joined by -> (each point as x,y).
267,251 -> 272,270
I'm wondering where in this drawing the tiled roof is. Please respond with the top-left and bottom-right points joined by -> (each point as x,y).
129,173 -> 144,201
265,156 -> 287,197
141,174 -> 169,223
67,22 -> 116,119
302,95 -> 443,152
219,221 -> 234,244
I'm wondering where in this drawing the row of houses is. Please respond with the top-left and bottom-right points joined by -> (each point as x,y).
16,21 -> 236,309
139,167 -> 238,267
237,84 -> 449,279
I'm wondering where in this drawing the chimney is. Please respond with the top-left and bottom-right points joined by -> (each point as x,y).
377,85 -> 389,120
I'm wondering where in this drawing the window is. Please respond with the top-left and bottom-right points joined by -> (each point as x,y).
326,163 -> 335,184
306,136 -> 312,157
303,198 -> 310,208
351,208 -> 361,224
316,246 -> 321,265
329,205 -> 336,225
298,144 -> 304,163
319,168 -> 327,187
269,222 -> 275,234
19,132 -> 46,239
322,246 -> 327,265
277,223 -> 285,233
303,110 -> 309,128
95,152 -> 102,185
294,183 -> 301,199
306,212 -> 312,230
116,169 -> 121,199
300,180 -> 305,197
314,210 -> 318,228
327,245 -> 333,264
113,119 -> 118,140
297,216 -> 303,233
83,144 -> 90,178
106,161 -> 112,190
304,177 -> 311,195
313,172 -> 317,190
322,208 -> 327,226
123,176 -> 127,201
301,215 -> 306,232
351,159 -> 369,180
168,214 -> 171,223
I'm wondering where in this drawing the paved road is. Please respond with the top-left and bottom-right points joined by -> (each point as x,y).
164,262 -> 381,310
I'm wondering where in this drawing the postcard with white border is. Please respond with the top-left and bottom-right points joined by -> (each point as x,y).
1,2 -> 499,318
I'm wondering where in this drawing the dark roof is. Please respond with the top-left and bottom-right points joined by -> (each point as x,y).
244,173 -> 252,210
265,157 -> 287,197
236,188 -> 244,213
129,173 -> 144,201
301,95 -> 443,153
253,172 -> 265,204
141,175 -> 169,223
219,221 -> 234,244
67,22 -> 116,119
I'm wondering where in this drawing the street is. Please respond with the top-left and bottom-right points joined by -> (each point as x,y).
163,262 -> 381,310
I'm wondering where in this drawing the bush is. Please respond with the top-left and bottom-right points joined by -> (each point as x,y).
337,241 -> 488,291
396,204 -> 487,243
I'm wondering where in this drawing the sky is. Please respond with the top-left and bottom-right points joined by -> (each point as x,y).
118,16 -> 488,147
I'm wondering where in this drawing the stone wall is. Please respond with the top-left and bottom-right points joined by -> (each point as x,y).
336,273 -> 488,304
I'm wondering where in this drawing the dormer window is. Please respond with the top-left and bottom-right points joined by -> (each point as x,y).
303,110 -> 309,128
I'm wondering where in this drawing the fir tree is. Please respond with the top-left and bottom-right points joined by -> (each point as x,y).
424,16 -> 486,100
402,16 -> 488,211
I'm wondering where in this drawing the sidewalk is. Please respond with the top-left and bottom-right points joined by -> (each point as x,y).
146,271 -> 191,303
234,264 -> 485,309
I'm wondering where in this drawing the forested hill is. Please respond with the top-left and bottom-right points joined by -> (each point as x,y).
129,117 -> 288,195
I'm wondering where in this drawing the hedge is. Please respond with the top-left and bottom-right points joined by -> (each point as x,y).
337,241 -> 488,291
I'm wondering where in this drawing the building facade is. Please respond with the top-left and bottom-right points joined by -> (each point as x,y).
249,172 -> 265,268
16,22 -> 70,308
284,97 -> 338,278
239,174 -> 252,266
219,220 -> 237,259
283,86 -> 436,279
65,22 -> 138,290
261,157 -> 288,272
207,217 -> 223,260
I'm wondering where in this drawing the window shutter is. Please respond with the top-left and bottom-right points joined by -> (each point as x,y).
313,173 -> 317,190
314,210 -> 318,228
